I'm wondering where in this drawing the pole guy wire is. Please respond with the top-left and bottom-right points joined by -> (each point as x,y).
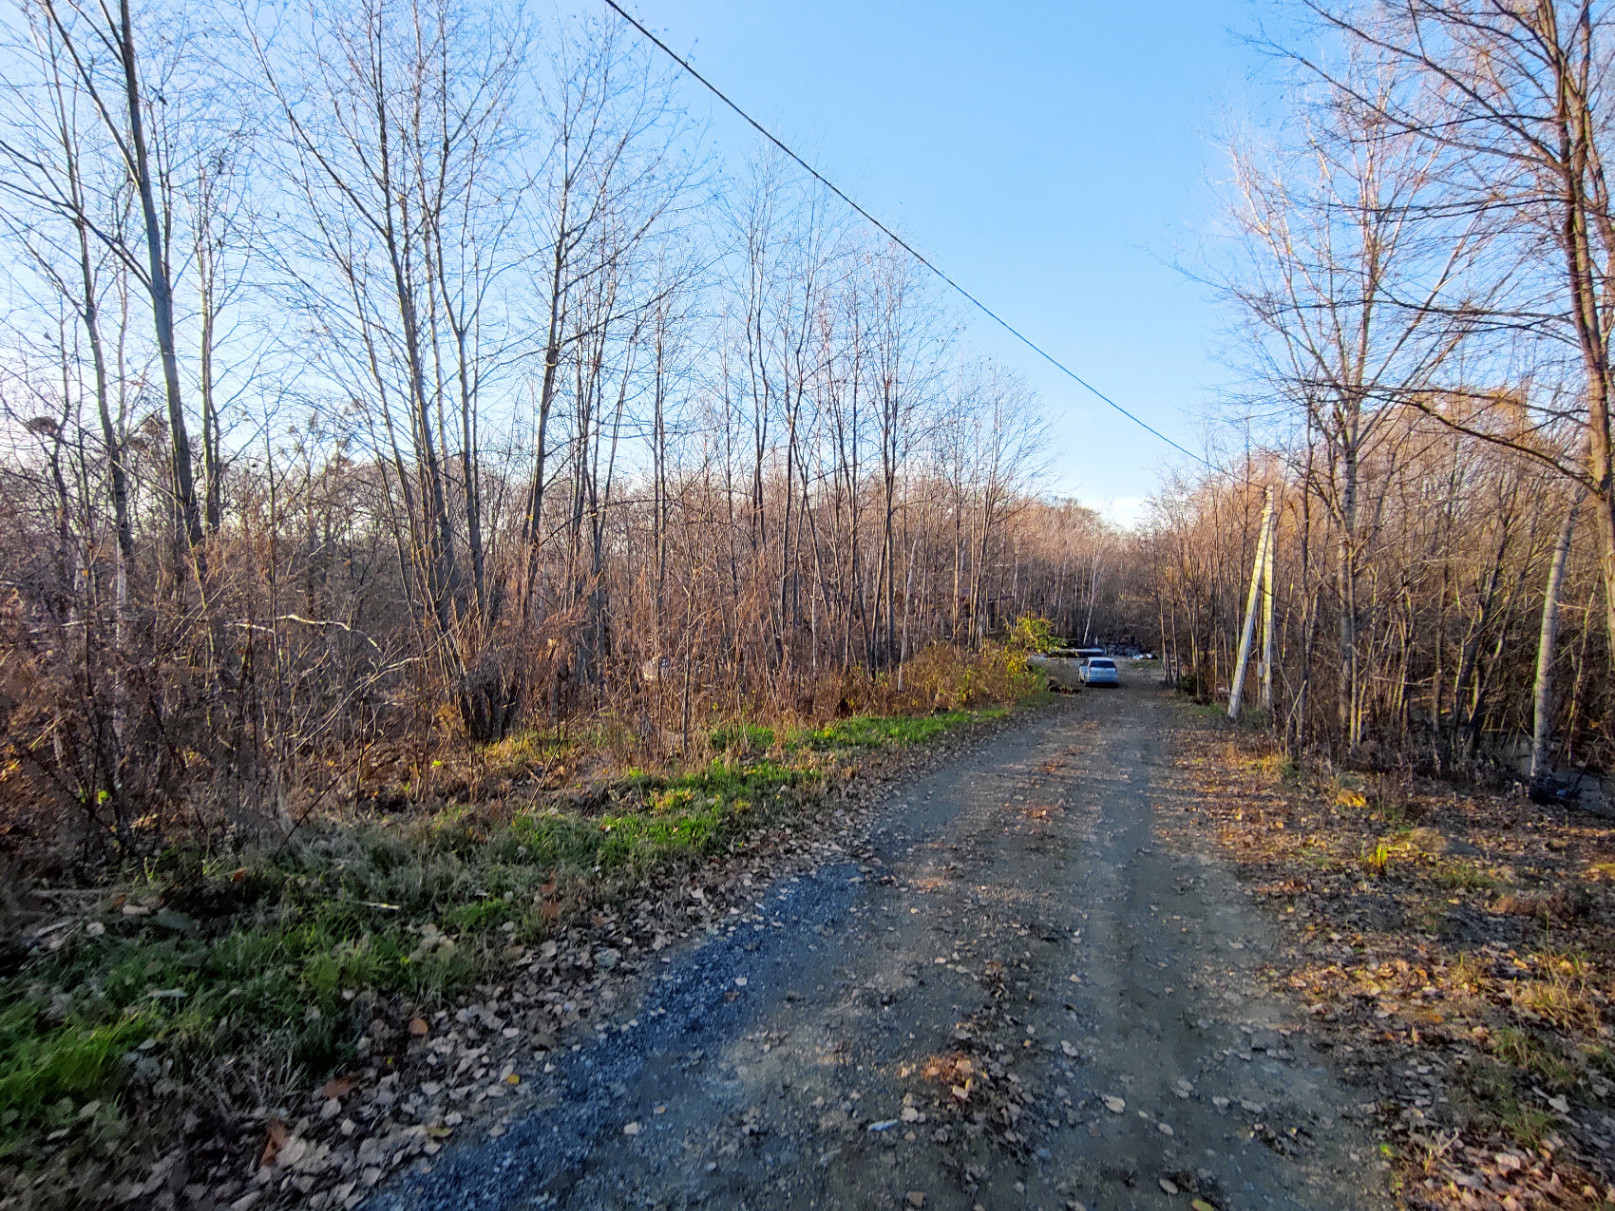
601,0 -> 1211,467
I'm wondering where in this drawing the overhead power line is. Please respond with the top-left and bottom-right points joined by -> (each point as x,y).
601,0 -> 1210,468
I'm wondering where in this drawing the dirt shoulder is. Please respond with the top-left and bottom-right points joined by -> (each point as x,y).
366,667 -> 1386,1211
1175,712 -> 1615,1209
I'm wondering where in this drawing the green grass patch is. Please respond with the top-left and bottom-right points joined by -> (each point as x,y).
1453,1055 -> 1552,1148
0,789 -> 754,1154
1432,858 -> 1505,892
1490,1026 -> 1577,1087
794,708 -> 1003,751
709,723 -> 776,754
1453,1045 -> 1562,1149
1,702 -> 1009,1167
0,1001 -> 148,1151
515,760 -> 815,874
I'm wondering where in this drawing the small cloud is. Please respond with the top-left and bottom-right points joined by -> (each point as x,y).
1098,495 -> 1147,529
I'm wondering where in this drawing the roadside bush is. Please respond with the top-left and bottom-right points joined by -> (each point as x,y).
883,642 -> 1043,714
1007,614 -> 1056,656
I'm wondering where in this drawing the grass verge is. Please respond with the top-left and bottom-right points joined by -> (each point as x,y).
0,693 -> 1033,1206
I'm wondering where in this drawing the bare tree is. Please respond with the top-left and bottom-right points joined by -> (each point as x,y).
1295,1 -> 1615,669
1221,48 -> 1495,748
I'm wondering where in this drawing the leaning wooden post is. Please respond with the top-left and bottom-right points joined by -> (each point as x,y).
1228,487 -> 1274,720
1259,497 -> 1277,712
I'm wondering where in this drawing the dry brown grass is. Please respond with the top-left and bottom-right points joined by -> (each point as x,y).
1174,718 -> 1615,1209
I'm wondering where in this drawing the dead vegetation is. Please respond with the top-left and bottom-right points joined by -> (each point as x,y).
0,692 -> 1036,1211
1179,725 -> 1615,1208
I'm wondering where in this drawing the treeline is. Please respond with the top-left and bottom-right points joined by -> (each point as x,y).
1148,1 -> 1615,782
0,0 -> 1126,864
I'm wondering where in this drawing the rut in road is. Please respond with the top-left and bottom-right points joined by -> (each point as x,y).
370,669 -> 1388,1210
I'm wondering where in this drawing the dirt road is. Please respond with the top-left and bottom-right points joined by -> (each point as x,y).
370,667 -> 1388,1210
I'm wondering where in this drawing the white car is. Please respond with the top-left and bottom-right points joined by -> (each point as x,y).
1080,656 -> 1119,686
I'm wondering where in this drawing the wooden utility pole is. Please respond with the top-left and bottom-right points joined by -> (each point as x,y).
1228,487 -> 1274,720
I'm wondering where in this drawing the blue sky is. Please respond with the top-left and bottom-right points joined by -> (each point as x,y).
585,0 -> 1282,525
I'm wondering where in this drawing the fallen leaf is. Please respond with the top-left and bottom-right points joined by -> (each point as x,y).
1160,1178 -> 1180,1195
504,1073 -> 520,1086
1192,1201 -> 1218,1211
320,1077 -> 356,1101
260,1118 -> 288,1168
409,1017 -> 429,1037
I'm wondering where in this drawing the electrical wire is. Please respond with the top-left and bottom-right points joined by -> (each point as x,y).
601,0 -> 1210,467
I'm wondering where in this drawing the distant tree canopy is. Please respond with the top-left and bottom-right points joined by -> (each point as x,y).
1149,1 -> 1615,777
0,0 -> 1132,862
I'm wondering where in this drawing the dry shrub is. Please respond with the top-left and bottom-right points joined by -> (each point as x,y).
0,523 -> 419,876
1495,889 -> 1591,922
1507,977 -> 1603,1033
878,642 -> 1041,715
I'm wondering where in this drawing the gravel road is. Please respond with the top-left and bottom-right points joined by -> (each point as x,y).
368,666 -> 1388,1210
